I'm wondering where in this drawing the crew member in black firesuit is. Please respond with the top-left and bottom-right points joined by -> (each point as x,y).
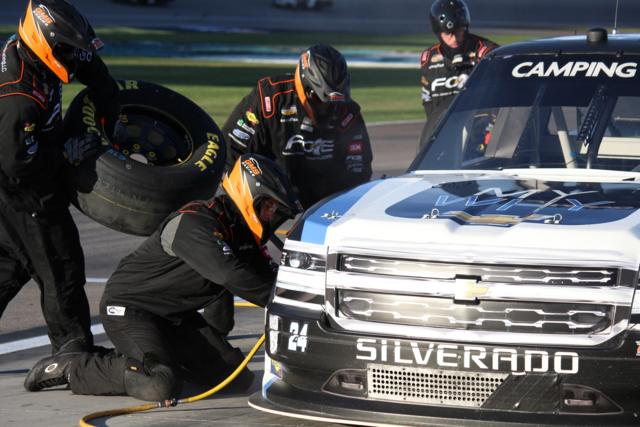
222,44 -> 373,211
24,154 -> 304,401
0,1 -> 121,354
216,44 -> 372,336
421,0 -> 498,119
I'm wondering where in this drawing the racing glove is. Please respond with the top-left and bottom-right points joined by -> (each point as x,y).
63,133 -> 100,164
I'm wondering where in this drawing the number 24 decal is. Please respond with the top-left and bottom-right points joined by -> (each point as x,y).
288,321 -> 308,353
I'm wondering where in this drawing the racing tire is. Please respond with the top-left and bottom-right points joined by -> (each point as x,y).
63,80 -> 226,236
417,97 -> 453,155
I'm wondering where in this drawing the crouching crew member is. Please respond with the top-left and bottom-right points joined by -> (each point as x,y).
0,0 -> 121,354
24,154 -> 303,401
421,0 -> 498,119
222,44 -> 373,210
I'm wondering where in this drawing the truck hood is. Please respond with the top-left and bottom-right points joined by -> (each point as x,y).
288,169 -> 640,269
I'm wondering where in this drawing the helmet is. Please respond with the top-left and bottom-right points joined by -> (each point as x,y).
222,154 -> 304,246
19,0 -> 104,83
429,0 -> 470,35
294,44 -> 350,130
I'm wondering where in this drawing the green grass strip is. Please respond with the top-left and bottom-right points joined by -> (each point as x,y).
6,25 -> 634,125
61,57 -> 425,125
5,25 -> 637,52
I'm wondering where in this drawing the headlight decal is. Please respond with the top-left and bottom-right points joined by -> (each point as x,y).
275,287 -> 324,305
273,241 -> 327,309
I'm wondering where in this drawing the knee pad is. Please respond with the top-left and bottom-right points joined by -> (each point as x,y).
123,359 -> 183,402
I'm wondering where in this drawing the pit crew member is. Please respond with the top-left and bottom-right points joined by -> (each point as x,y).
0,0 -> 121,354
222,44 -> 373,210
24,154 -> 303,402
421,0 -> 498,119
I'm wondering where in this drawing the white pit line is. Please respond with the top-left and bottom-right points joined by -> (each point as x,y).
0,278 -> 249,356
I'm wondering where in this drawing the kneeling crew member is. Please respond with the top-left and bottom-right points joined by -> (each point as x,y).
421,0 -> 498,119
222,43 -> 373,210
24,154 -> 304,401
0,0 -> 121,354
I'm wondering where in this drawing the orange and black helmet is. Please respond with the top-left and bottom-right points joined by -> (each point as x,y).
222,154 -> 303,246
19,0 -> 104,83
295,44 -> 350,129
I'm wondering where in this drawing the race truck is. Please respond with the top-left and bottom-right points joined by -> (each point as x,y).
249,28 -> 640,426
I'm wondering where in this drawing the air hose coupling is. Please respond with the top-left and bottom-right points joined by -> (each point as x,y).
163,398 -> 178,408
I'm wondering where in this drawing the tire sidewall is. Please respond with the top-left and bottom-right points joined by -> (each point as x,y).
63,80 -> 226,236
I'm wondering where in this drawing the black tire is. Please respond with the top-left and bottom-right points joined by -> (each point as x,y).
63,80 -> 226,236
417,97 -> 453,155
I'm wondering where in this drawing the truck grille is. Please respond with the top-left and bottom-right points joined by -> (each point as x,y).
338,290 -> 613,334
339,255 -> 617,286
368,364 -> 508,407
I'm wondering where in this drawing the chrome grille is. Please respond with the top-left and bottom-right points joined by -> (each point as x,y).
339,256 -> 617,286
338,290 -> 613,334
368,364 -> 508,407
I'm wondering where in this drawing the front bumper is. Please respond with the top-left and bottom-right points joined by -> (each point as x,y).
254,302 -> 640,426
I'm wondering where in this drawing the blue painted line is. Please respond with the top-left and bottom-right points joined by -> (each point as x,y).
300,180 -> 382,245
263,376 -> 279,398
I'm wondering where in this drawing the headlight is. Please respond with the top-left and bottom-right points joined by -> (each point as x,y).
274,249 -> 326,310
281,250 -> 326,272
268,314 -> 281,355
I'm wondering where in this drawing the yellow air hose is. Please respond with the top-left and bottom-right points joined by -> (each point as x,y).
79,302 -> 263,427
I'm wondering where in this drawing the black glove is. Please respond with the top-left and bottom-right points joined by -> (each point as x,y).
64,133 -> 99,164
103,114 -> 125,145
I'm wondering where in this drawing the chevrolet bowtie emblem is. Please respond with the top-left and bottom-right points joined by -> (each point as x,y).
454,279 -> 490,300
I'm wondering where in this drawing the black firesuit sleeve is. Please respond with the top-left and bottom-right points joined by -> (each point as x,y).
423,101 -> 436,120
75,53 -> 120,120
0,54 -> 118,184
169,213 -> 274,307
0,96 -> 66,183
221,85 -> 271,170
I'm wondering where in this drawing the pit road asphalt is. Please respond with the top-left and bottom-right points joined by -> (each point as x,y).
0,121 -> 423,427
1,1 -> 634,423
1,0 -> 639,32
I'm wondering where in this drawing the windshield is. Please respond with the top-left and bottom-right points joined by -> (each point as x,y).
413,54 -> 640,172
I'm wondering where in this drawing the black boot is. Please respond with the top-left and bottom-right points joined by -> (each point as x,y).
24,339 -> 87,392
215,348 -> 255,394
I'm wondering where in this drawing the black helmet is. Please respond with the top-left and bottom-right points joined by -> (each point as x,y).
222,154 -> 304,246
19,0 -> 103,83
429,0 -> 470,35
295,44 -> 350,130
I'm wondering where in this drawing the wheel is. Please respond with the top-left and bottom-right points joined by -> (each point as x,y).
63,80 -> 226,236
417,97 -> 453,155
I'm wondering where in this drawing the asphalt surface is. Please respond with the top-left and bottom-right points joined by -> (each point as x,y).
0,121 -> 424,427
0,0 -> 632,424
0,0 -> 638,32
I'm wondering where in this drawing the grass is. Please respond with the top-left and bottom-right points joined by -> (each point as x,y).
61,57 -> 426,124
7,24 -> 634,124
2,24 -> 617,52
